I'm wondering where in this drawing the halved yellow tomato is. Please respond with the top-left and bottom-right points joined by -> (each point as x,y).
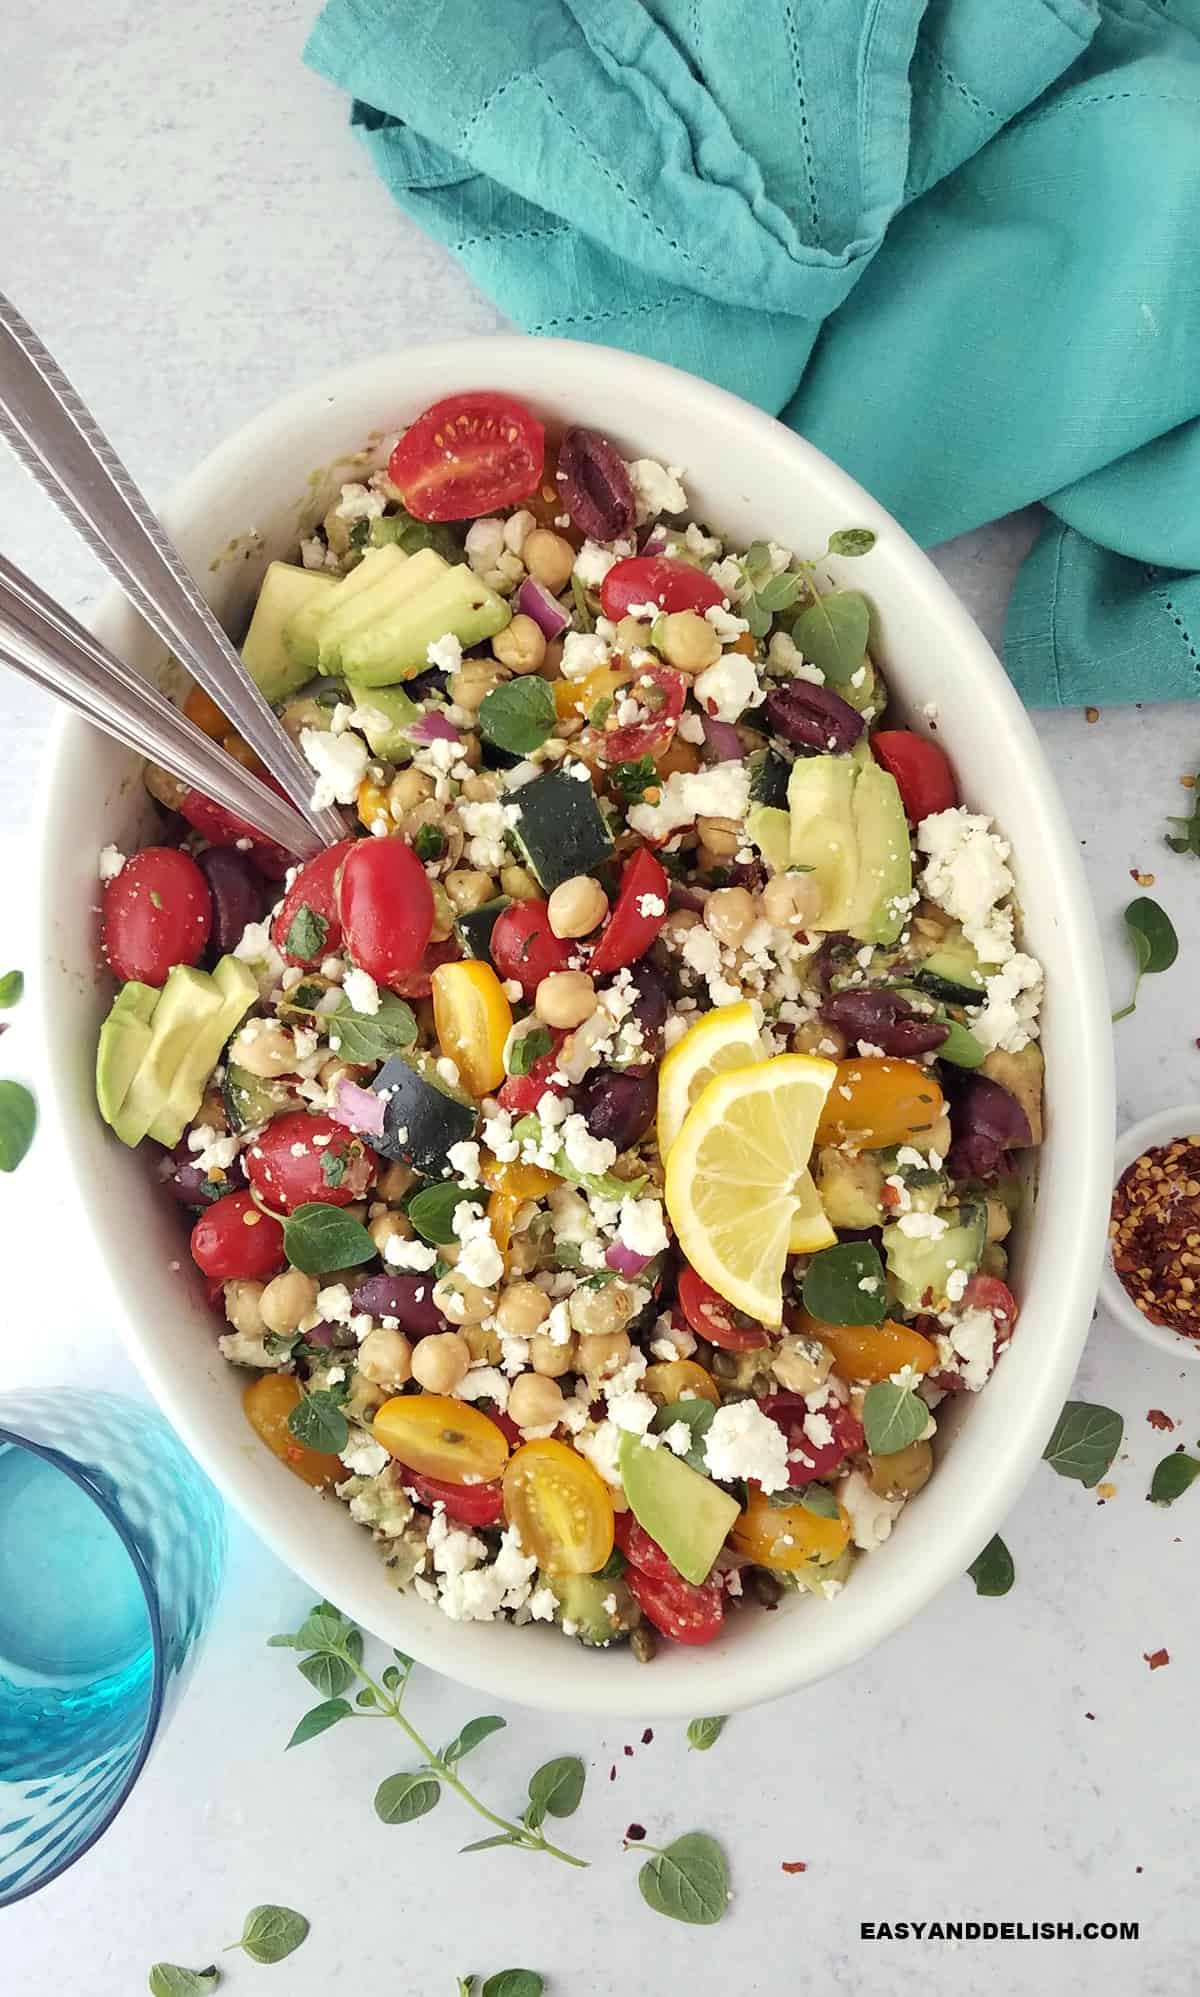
802,1315 -> 939,1384
486,1189 -> 523,1258
731,1487 -> 850,1570
243,1374 -> 343,1489
356,772 -> 391,832
642,1360 -> 721,1408
478,1155 -> 560,1199
431,960 -> 513,1098
183,683 -> 229,740
502,1438 -> 614,1576
373,1393 -> 510,1485
814,1058 -> 944,1151
553,661 -> 631,722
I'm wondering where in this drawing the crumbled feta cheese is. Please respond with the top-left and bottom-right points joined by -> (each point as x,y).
677,709 -> 706,745
628,762 -> 750,841
560,1115 -> 616,1179
618,1196 -> 668,1259
693,650 -> 759,721
703,603 -> 751,646
342,966 -> 381,1015
917,809 -> 1016,964
840,1468 -> 902,1549
504,509 -> 535,554
969,953 -> 1044,1055
426,631 -> 464,675
334,481 -> 385,522
339,1432 -> 390,1477
383,1235 -> 439,1272
624,458 -> 687,521
447,1139 -> 481,1184
606,1391 -> 657,1435
560,631 -> 612,680
948,1305 -> 996,1390
576,1420 -> 624,1487
661,1421 -> 693,1457
301,727 -> 370,809
703,1401 -> 790,1493
436,1057 -> 461,1089
315,1283 -> 354,1324
465,517 -> 505,572
98,843 -> 126,881
455,1365 -> 510,1409
217,1327 -> 276,1367
186,1125 -> 240,1174
896,1210 -> 949,1239
573,538 -> 619,588
451,1203 -> 505,1289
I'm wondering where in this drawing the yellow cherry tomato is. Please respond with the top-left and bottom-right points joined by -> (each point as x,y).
502,1439 -> 615,1577
803,1315 -> 939,1384
356,772 -> 392,832
731,1487 -> 850,1570
431,960 -> 513,1098
553,662 -> 631,722
486,1188 -> 523,1258
653,734 -> 701,779
242,1374 -> 343,1489
814,1058 -> 945,1151
373,1393 -> 510,1486
183,683 -> 230,740
642,1360 -> 721,1408
221,731 -> 266,777
478,1155 -> 560,1200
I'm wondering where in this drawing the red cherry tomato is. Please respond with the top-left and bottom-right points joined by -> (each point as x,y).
244,1112 -> 377,1214
387,392 -> 544,523
102,847 -> 212,986
961,1274 -> 1018,1337
271,840 -> 355,964
496,1031 -> 569,1114
588,849 -> 670,978
190,1189 -> 286,1282
757,1392 -> 865,1488
490,900 -> 572,999
337,838 -> 434,989
613,1509 -> 679,1583
677,1266 -> 769,1351
626,1563 -> 725,1646
177,787 -> 291,878
600,554 -> 726,623
870,731 -> 958,823
600,664 -> 687,767
484,1402 -> 524,1450
401,1469 -> 505,1528
389,935 -> 462,1001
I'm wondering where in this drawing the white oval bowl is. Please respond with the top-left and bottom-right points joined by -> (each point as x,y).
37,338 -> 1114,1715
1100,1105 -> 1200,1361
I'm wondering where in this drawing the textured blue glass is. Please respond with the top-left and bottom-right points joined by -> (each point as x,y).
0,1391 -> 226,1905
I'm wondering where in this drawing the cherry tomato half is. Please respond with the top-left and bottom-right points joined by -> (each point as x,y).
731,1487 -> 850,1570
389,935 -> 462,1001
588,848 -> 670,978
401,1468 -> 505,1528
613,1508 -> 679,1583
373,1394 -> 510,1486
600,554 -> 726,623
502,1439 -> 614,1577
271,839 -> 355,964
190,1188 -> 286,1282
490,899 -> 572,998
387,392 -> 544,523
496,1029 -> 569,1114
337,838 -> 434,989
962,1274 -> 1018,1337
815,1058 -> 945,1152
102,847 -> 212,986
757,1392 -> 865,1488
244,1112 -> 377,1214
625,1563 -> 725,1646
600,665 -> 687,768
176,787 -> 291,878
871,731 -> 958,823
677,1265 -> 769,1351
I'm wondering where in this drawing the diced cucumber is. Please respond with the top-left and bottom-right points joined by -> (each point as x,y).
455,896 -> 512,964
883,1202 -> 986,1313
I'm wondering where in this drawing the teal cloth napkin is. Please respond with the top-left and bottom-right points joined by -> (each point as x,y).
306,0 -> 1200,708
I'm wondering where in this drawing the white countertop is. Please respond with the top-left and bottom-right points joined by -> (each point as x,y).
4,3 -> 1200,1990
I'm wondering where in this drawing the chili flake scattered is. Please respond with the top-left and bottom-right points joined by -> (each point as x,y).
1144,1648 -> 1170,1670
1147,1409 -> 1176,1432
781,1861 -> 808,1874
1085,707 -> 1100,724
1129,870 -> 1156,888
1110,1138 -> 1200,1334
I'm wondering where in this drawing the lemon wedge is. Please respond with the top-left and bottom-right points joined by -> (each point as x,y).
664,1053 -> 837,1325
787,1169 -> 838,1255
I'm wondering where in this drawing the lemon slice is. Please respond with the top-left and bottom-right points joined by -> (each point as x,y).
657,1002 -> 766,1157
664,1054 -> 837,1325
788,1170 -> 838,1255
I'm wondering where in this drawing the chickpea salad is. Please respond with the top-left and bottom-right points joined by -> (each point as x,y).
94,392 -> 1046,1655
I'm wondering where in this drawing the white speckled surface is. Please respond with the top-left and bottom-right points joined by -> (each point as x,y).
4,3 -> 1200,1990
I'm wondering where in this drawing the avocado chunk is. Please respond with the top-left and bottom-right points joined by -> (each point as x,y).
745,803 -> 791,875
147,957 -> 258,1147
549,1572 -> 640,1646
241,562 -> 337,699
618,1432 -> 740,1586
370,1052 -> 478,1177
297,544 -> 418,673
96,982 -> 159,1132
883,1202 -> 986,1313
339,558 -> 512,688
851,762 -> 912,945
350,684 -> 420,759
108,958 -> 257,1149
509,766 -> 615,892
787,753 -> 911,945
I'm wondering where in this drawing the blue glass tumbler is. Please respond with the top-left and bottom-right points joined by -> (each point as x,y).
0,1389 -> 226,1905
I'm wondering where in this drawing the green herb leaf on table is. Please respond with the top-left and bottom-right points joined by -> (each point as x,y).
442,1715 -> 506,1765
286,1697 -> 353,1748
327,991 -> 417,1064
461,1834 -> 520,1854
478,677 -> 557,756
508,1026 -> 553,1077
482,1974 -> 545,1997
1112,896 -> 1178,1022
686,1716 -> 727,1752
1149,1452 -> 1200,1506
967,1534 -> 1015,1596
457,1979 -> 476,1997
282,1202 -> 375,1275
298,1649 -> 354,1699
1165,775 -> 1200,855
0,968 -> 23,1008
286,1388 -> 349,1455
862,1381 -> 928,1456
790,589 -> 870,686
803,1241 -> 887,1326
826,527 -> 877,557
638,1831 -> 730,1926
409,1179 -> 481,1245
229,1906 -> 310,1965
0,1080 -> 36,1173
651,1398 -> 714,1473
375,1771 -> 442,1824
148,1966 -> 221,1996
284,905 -> 328,960
527,1755 -> 586,1822
1042,1401 -> 1124,1487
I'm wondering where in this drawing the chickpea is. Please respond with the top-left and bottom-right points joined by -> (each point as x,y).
388,767 -> 435,817
500,864 -> 541,902
661,908 -> 701,949
791,1020 -> 847,1059
508,1373 -> 565,1430
450,659 -> 509,712
427,882 -> 455,944
986,1197 -> 1012,1244
660,609 -> 720,673
574,1325 -> 633,1375
357,1325 -> 413,1388
762,871 -> 823,928
462,1323 -> 502,1366
547,875 -> 608,940
571,1282 -> 636,1339
432,1272 -> 497,1326
493,613 -> 548,676
197,1091 -> 227,1132
228,1021 -> 297,1079
460,772 -> 501,803
410,1331 -> 471,1394
505,1233 -> 542,1276
523,529 -> 575,593
868,1440 -> 933,1499
496,1280 -> 551,1338
318,1056 -> 360,1092
223,1279 -> 266,1337
445,868 -> 496,914
919,1113 -> 953,1159
460,733 -> 483,770
539,637 -> 564,681
369,1211 -> 414,1259
694,815 -> 740,859
704,885 -> 757,948
259,1269 -> 319,1337
377,1161 -> 416,1204
535,970 -> 597,1030
615,614 -> 650,653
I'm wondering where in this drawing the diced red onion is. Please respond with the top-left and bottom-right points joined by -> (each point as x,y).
607,1240 -> 653,1278
330,1079 -> 387,1137
408,710 -> 461,746
641,525 -> 670,556
517,575 -> 570,640
703,715 -> 744,762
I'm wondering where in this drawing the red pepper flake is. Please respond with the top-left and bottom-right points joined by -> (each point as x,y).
1110,1139 -> 1200,1335
1147,1409 -> 1176,1431
781,1861 -> 808,1875
1144,1648 -> 1170,1670
641,1726 -> 653,1745
626,1822 -> 646,1842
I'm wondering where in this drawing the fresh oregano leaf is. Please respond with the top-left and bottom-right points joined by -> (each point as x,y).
508,1026 -> 553,1077
357,1687 -> 377,1707
327,990 -> 417,1064
0,1080 -> 36,1173
232,1905 -> 310,1965
298,1650 -> 354,1699
320,1148 -> 348,1189
461,1834 -> 519,1854
638,1831 -> 730,1925
798,1483 -> 840,1519
148,1966 -> 221,1996
284,905 -> 328,960
478,676 -> 557,756
375,1771 -> 441,1824
1113,896 -> 1178,1021
570,572 -> 594,633
1149,1452 -> 1200,1506
826,527 -> 876,557
286,1697 -> 352,1748
651,1398 -> 714,1473
1042,1402 -> 1124,1487
482,1974 -> 544,1997
607,755 -> 658,804
296,1602 -> 350,1651
862,1381 -> 928,1455
442,1715 -> 506,1765
754,570 -> 805,613
967,1534 -> 1015,1596
527,1755 -> 585,1821
803,1241 -> 887,1326
282,1202 -> 376,1276
413,822 -> 446,862
0,968 -> 23,1007
790,589 -> 870,685
287,1389 -> 349,1455
686,1716 -> 727,1752
457,1979 -> 476,1997
409,1179 -> 480,1245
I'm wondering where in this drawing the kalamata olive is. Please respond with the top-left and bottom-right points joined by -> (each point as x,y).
821,989 -> 948,1059
574,1065 -> 658,1150
196,845 -> 267,957
947,1074 -> 1032,1179
303,1319 -> 339,1349
351,1274 -> 449,1339
764,680 -> 865,753
164,1139 -> 245,1206
730,857 -> 767,894
557,426 -> 636,542
624,959 -> 671,1057
403,666 -> 448,704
